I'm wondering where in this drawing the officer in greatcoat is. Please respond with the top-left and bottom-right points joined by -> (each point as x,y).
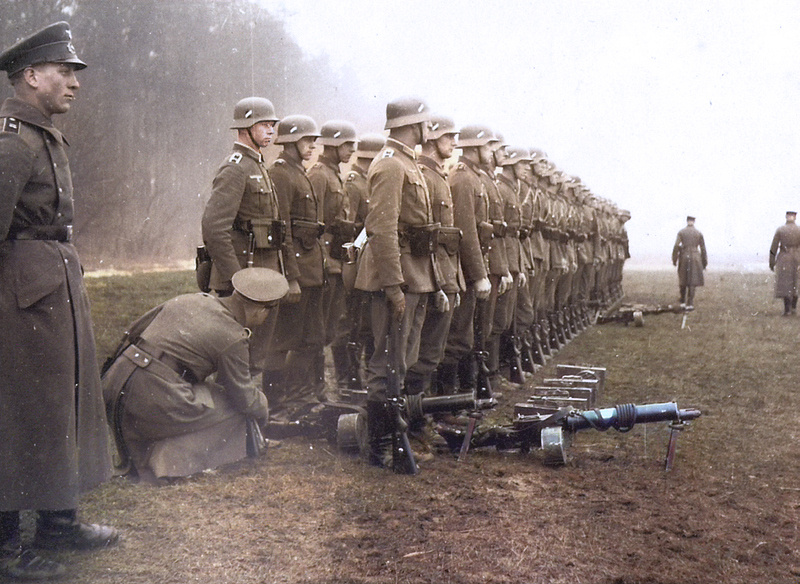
769,211 -> 800,315
672,215 -> 707,309
0,22 -> 118,580
102,268 -> 287,481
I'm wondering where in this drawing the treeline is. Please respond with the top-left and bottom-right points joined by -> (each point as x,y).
1,0 -> 375,268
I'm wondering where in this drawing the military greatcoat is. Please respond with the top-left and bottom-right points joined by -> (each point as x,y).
0,97 -> 111,510
672,225 -> 707,287
769,221 -> 800,298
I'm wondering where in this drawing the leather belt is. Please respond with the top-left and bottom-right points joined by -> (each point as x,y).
7,225 -> 72,242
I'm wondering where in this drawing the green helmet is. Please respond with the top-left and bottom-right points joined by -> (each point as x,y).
274,115 -> 321,144
428,115 -> 457,141
457,124 -> 494,148
318,120 -> 357,146
355,133 -> 386,158
384,97 -> 430,130
230,97 -> 279,129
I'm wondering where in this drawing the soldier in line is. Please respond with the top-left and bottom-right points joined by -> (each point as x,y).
264,115 -> 326,422
102,268 -> 287,481
590,197 -> 613,309
339,134 -> 386,391
308,120 -> 358,396
201,96 -> 285,374
528,151 -> 554,359
434,125 -> 493,395
672,215 -> 707,310
354,97 -> 436,467
769,211 -> 800,316
0,22 -> 118,580
405,115 -> 464,398
481,134 -> 514,381
542,166 -> 570,349
610,208 -> 631,301
492,146 -> 531,380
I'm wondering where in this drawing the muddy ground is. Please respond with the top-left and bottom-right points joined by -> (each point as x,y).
14,268 -> 799,584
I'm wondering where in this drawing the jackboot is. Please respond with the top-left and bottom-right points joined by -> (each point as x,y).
457,354 -> 476,392
366,400 -> 393,468
434,361 -> 459,396
331,344 -> 350,390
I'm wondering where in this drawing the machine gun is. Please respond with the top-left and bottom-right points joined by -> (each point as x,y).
596,303 -> 686,326
437,401 -> 701,467
333,392 -> 488,461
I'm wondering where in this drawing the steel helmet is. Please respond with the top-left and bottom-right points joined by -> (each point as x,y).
384,97 -> 431,130
230,97 -> 279,129
457,125 -> 495,148
427,115 -> 457,141
318,120 -> 357,146
355,133 -> 386,158
274,115 -> 321,144
528,148 -> 548,163
500,146 -> 533,166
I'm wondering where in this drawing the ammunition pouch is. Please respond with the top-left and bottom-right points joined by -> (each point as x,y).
291,219 -> 325,251
401,223 -> 440,257
478,221 -> 494,252
232,217 -> 286,249
518,226 -> 530,240
195,245 -> 212,293
438,226 -> 462,256
492,220 -> 508,238
251,218 -> 286,249
506,226 -> 520,239
328,219 -> 359,261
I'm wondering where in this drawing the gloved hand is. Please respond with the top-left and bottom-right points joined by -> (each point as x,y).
474,277 -> 491,300
286,279 -> 302,303
385,285 -> 406,321
433,290 -> 450,312
499,273 -> 513,295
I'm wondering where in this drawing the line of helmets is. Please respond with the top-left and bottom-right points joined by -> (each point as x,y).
230,95 -> 631,217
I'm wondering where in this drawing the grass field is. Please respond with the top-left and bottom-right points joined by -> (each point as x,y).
28,267 -> 799,584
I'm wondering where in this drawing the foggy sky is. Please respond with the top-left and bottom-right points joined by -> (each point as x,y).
258,0 -> 800,268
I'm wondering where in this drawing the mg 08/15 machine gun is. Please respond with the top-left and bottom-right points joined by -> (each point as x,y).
436,401 -> 701,467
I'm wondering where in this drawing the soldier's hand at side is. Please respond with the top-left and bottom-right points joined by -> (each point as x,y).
517,271 -> 527,288
385,285 -> 405,321
453,292 -> 461,310
499,274 -> 513,295
433,290 -> 450,313
286,279 -> 302,303
474,277 -> 491,300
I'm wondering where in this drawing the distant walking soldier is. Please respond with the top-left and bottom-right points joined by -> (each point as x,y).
672,216 -> 707,310
769,211 -> 800,315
